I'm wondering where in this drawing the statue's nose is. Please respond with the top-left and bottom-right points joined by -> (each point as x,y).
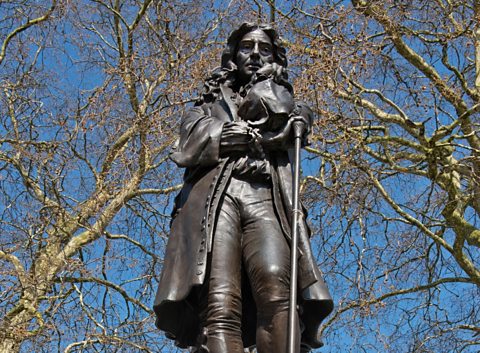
250,44 -> 260,58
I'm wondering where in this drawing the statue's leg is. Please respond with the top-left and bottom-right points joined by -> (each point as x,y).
240,181 -> 300,353
205,192 -> 244,353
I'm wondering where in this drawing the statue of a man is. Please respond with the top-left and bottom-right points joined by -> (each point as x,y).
153,23 -> 333,353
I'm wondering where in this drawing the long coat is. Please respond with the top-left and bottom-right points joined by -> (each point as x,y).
153,84 -> 333,350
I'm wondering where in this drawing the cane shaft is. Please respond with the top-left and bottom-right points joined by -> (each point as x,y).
287,123 -> 303,353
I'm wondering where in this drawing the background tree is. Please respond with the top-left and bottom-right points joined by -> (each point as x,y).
0,1 -> 230,351
279,0 -> 480,352
0,1 -> 478,353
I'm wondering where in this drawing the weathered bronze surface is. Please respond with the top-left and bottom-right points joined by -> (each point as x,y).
153,23 -> 333,353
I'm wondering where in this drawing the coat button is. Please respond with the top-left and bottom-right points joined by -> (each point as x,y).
197,270 -> 203,275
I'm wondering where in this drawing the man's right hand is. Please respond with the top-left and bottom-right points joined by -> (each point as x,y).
220,121 -> 253,155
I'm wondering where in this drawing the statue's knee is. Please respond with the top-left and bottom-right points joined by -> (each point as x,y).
256,263 -> 290,293
266,263 -> 289,279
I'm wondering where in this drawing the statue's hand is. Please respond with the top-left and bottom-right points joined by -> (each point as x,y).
220,121 -> 253,155
259,115 -> 309,150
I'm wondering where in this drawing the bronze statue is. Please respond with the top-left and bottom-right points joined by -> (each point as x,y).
153,23 -> 333,353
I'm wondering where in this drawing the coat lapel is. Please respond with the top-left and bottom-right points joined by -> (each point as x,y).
220,84 -> 238,121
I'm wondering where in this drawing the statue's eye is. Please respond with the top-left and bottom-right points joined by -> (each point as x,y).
259,44 -> 272,56
239,42 -> 253,52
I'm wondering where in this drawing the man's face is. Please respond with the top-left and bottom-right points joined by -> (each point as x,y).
235,29 -> 274,84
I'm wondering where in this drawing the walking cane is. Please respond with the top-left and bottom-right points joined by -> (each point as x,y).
287,120 -> 305,353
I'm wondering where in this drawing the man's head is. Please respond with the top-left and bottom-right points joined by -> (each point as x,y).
198,23 -> 289,103
221,23 -> 288,85
235,29 -> 274,84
